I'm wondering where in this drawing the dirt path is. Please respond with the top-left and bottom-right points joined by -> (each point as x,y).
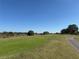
68,36 -> 79,51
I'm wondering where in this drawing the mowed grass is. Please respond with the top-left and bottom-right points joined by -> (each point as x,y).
0,35 -> 79,59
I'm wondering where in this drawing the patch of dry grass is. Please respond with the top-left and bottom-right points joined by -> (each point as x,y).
75,35 -> 79,41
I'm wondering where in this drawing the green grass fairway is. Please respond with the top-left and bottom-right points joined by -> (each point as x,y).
0,35 -> 79,59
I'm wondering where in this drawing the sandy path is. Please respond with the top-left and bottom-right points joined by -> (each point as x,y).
68,36 -> 79,51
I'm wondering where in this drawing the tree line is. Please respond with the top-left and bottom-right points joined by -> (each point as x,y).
0,30 -> 50,38
0,24 -> 79,38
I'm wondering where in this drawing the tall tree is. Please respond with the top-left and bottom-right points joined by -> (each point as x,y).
67,24 -> 78,34
61,24 -> 78,34
61,29 -> 68,34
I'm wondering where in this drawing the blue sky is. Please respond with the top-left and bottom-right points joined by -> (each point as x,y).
0,0 -> 79,33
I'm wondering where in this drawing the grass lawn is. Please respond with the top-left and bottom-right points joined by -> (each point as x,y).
0,35 -> 79,59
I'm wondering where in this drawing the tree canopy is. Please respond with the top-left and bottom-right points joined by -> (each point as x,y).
27,30 -> 34,36
43,31 -> 49,35
61,24 -> 78,34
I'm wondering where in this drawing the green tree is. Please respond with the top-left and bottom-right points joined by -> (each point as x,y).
67,24 -> 78,34
61,29 -> 67,34
61,24 -> 78,34
43,31 -> 49,35
27,30 -> 34,36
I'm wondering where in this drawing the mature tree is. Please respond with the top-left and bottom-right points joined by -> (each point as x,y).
61,29 -> 67,34
61,24 -> 78,34
43,31 -> 49,35
67,24 -> 78,34
27,30 -> 34,36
